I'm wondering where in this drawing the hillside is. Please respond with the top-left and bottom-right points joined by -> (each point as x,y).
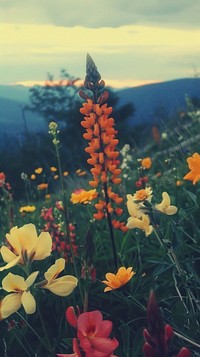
0,78 -> 200,145
117,77 -> 200,126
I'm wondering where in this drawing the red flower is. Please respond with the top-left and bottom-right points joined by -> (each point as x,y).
143,291 -> 191,357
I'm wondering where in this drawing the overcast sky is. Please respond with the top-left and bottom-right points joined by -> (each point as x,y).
0,0 -> 200,87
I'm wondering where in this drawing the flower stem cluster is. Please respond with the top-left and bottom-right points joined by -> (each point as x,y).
143,291 -> 191,357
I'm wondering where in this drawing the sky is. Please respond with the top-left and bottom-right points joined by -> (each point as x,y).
0,0 -> 200,88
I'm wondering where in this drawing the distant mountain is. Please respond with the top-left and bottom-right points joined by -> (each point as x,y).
0,96 -> 47,148
117,78 -> 200,127
0,78 -> 200,147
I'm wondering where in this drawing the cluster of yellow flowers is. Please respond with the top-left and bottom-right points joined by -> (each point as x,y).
0,224 -> 78,319
126,188 -> 178,236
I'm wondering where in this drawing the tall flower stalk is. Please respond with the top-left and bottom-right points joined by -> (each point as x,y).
79,54 -> 127,269
48,122 -> 80,284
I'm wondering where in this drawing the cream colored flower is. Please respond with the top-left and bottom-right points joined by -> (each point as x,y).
126,214 -> 153,237
126,194 -> 144,218
155,192 -> 178,215
1,271 -> 39,319
41,258 -> 78,297
0,224 -> 52,271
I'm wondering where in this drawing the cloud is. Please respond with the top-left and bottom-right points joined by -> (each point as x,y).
0,0 -> 200,29
0,22 -> 200,85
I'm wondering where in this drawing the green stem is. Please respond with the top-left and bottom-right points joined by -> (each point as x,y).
37,303 -> 54,355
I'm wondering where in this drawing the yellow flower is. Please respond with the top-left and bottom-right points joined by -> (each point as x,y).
70,189 -> 98,204
183,152 -> 200,184
37,183 -> 48,190
54,175 -> 59,180
126,194 -> 144,218
0,224 -> 52,271
141,157 -> 152,169
63,171 -> 69,176
50,166 -> 57,172
19,206 -> 36,214
133,187 -> 153,202
35,168 -> 43,174
30,174 -> 36,180
126,214 -> 153,237
102,267 -> 135,292
1,271 -> 39,319
41,258 -> 78,297
155,192 -> 178,215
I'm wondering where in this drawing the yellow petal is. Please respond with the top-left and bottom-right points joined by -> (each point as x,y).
1,293 -> 22,319
165,206 -> 178,215
126,217 -> 144,230
162,192 -> 170,206
21,291 -> 36,314
0,255 -> 21,272
2,273 -> 26,292
6,226 -> 22,255
44,258 -> 65,282
0,246 -> 18,263
26,271 -> 39,288
18,224 -> 38,254
34,232 -> 52,260
43,276 -> 78,297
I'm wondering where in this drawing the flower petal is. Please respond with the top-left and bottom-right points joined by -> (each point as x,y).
21,291 -> 36,314
1,293 -> 22,319
0,255 -> 21,272
90,336 -> 119,354
0,246 -> 18,263
26,271 -> 39,288
2,273 -> 26,292
44,258 -> 65,282
126,217 -> 144,230
43,276 -> 78,296
34,232 -> 52,260
165,206 -> 178,215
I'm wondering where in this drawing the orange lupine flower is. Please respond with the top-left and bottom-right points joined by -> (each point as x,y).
79,54 -> 126,231
183,152 -> 200,184
102,267 -> 135,292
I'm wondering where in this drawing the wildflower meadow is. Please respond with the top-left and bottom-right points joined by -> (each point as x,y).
1,54 -> 200,357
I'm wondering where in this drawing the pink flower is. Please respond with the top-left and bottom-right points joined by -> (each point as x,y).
65,307 -> 119,357
77,311 -> 119,356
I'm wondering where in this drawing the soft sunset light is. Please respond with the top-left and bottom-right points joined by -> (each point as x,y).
1,22 -> 200,85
